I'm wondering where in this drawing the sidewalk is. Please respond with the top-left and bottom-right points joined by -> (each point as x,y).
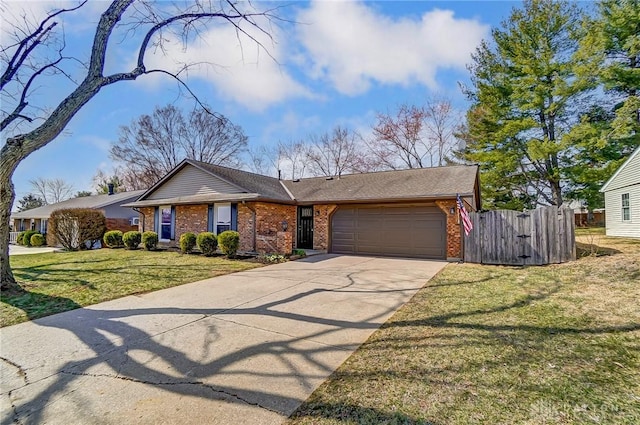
8,245 -> 61,256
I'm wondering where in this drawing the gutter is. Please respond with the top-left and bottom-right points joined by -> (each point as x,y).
132,207 -> 145,232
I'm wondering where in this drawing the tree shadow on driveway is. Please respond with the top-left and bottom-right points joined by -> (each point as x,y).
1,268 -> 422,425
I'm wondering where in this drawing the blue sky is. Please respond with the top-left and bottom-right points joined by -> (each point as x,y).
2,1 -> 521,203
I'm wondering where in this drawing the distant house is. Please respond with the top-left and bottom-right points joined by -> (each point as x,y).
10,189 -> 146,243
124,159 -> 481,260
600,146 -> 640,238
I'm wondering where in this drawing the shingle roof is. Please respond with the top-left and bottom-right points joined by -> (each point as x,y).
127,158 -> 479,208
189,160 -> 292,201
11,190 -> 145,219
282,165 -> 479,204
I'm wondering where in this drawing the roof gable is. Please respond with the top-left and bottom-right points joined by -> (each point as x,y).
137,159 -> 293,203
145,163 -> 245,200
601,146 -> 640,192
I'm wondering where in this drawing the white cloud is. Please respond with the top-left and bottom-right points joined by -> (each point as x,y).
137,19 -> 311,111
296,1 -> 488,95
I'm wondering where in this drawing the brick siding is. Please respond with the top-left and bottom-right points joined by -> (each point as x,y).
313,204 -> 337,250
105,218 -> 137,233
138,207 -> 155,233
436,200 -> 462,260
175,205 -> 208,243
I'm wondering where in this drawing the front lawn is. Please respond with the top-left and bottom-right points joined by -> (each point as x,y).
289,235 -> 640,424
2,249 -> 261,327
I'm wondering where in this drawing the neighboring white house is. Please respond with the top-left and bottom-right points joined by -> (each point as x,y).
600,146 -> 640,238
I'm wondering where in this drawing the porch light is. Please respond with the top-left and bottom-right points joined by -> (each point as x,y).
450,207 -> 456,215
281,220 -> 288,231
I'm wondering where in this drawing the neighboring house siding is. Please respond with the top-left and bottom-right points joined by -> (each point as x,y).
147,165 -> 243,200
604,184 -> 640,238
102,203 -> 138,220
604,150 -> 640,191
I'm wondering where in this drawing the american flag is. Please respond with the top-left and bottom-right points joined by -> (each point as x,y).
457,194 -> 473,236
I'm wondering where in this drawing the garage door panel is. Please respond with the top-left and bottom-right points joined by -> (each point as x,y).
331,204 -> 446,259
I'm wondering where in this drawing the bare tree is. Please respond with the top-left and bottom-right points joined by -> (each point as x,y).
423,97 -> 461,167
109,104 -> 248,189
306,126 -> 366,177
369,100 -> 461,169
0,0 -> 278,290
276,140 -> 309,180
29,177 -> 74,204
248,145 -> 280,177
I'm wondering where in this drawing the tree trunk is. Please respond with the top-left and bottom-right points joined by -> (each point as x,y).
0,163 -> 18,291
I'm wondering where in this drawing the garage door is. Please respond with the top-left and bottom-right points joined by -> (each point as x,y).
331,204 -> 447,259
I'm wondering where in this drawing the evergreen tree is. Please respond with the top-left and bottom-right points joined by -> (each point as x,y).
460,0 -> 591,209
564,0 -> 639,209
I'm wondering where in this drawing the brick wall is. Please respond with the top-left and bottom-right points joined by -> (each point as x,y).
436,200 -> 462,260
313,204 -> 337,250
175,204 -> 208,243
106,218 -> 137,233
138,207 -> 155,233
240,202 -> 296,254
237,203 -> 255,252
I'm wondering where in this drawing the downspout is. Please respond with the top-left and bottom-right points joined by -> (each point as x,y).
243,202 -> 257,252
132,207 -> 145,231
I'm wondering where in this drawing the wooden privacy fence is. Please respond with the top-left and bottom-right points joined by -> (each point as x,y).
464,206 -> 575,265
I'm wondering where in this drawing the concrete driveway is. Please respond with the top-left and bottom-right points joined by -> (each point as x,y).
0,254 -> 446,425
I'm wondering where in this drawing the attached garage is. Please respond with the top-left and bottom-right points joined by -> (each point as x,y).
331,204 -> 447,259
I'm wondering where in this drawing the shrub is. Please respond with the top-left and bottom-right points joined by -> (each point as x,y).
103,230 -> 124,248
258,253 -> 286,264
218,230 -> 240,258
122,231 -> 141,250
179,232 -> 197,254
16,231 -> 26,246
196,232 -> 218,257
49,208 -> 107,250
142,231 -> 158,251
292,249 -> 307,257
22,230 -> 39,247
30,233 -> 46,247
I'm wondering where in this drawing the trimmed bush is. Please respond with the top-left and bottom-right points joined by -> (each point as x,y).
142,231 -> 158,251
123,231 -> 141,250
49,208 -> 107,250
196,232 -> 218,257
16,231 -> 26,246
22,230 -> 39,247
30,233 -> 46,247
179,232 -> 197,254
218,230 -> 240,258
103,230 -> 124,248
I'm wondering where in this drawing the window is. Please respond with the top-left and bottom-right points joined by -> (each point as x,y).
30,219 -> 35,230
158,205 -> 174,241
41,219 -> 47,234
215,203 -> 231,234
622,193 -> 630,221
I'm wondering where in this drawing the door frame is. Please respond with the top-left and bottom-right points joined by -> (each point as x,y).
297,205 -> 314,249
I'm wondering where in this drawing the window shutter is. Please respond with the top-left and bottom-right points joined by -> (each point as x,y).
208,205 -> 214,232
231,203 -> 238,231
154,207 -> 159,233
170,206 -> 176,240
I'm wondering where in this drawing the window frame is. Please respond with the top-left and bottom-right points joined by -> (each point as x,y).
214,203 -> 232,235
158,205 -> 174,241
621,193 -> 631,221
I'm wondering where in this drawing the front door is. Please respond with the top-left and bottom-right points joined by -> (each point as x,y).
297,206 -> 314,249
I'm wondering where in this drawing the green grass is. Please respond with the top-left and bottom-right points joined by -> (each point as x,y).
2,249 -> 261,327
288,236 -> 640,425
